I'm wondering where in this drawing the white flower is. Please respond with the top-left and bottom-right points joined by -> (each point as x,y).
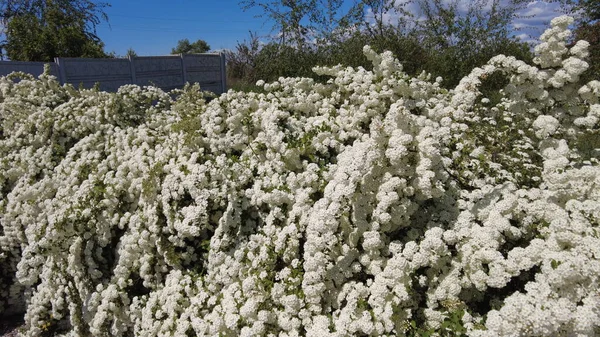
570,40 -> 590,59
532,115 -> 560,139
2,15 -> 599,337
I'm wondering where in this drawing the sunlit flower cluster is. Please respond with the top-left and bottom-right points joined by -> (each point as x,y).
0,15 -> 599,336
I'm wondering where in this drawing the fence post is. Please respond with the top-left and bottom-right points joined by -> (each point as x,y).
181,54 -> 187,87
220,52 -> 227,94
55,57 -> 67,85
128,55 -> 137,85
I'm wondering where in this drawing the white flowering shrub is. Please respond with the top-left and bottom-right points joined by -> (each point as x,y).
0,16 -> 599,336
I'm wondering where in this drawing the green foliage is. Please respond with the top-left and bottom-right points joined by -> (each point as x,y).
573,21 -> 600,83
575,130 -> 600,161
559,0 -> 600,23
171,38 -> 211,54
126,47 -> 138,58
225,32 -> 262,89
0,0 -> 109,61
228,29 -> 532,90
582,0 -> 600,22
230,0 -> 534,89
404,309 -> 470,336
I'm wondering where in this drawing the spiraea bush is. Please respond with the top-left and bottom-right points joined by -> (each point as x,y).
0,16 -> 599,336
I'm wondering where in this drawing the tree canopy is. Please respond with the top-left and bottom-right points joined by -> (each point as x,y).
240,0 -> 365,46
0,0 -> 110,61
554,0 -> 600,23
126,47 -> 138,58
171,39 -> 211,54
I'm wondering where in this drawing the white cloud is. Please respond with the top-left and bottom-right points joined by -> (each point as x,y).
361,0 -> 567,45
511,1 -> 565,43
363,0 -> 421,29
514,32 -> 538,44
515,1 -> 563,24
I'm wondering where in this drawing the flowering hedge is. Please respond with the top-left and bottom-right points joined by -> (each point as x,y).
1,16 -> 599,336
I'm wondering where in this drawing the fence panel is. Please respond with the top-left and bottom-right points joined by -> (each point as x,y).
0,53 -> 226,94
183,54 -> 226,94
0,61 -> 59,79
133,56 -> 184,91
56,58 -> 132,92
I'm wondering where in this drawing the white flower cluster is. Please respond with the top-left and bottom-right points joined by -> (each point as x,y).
0,15 -> 599,336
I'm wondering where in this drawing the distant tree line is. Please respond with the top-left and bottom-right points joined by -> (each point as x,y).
171,38 -> 211,55
226,0 -> 600,90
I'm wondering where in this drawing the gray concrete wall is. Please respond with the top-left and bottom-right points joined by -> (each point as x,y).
0,61 -> 59,78
56,57 -> 132,92
183,54 -> 225,94
133,56 -> 184,91
0,53 -> 226,94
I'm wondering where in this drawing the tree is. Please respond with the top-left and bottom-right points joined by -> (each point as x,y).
405,0 -> 534,86
550,0 -> 599,23
307,0 -> 364,42
356,0 -> 416,39
238,0 -> 533,88
171,39 -> 210,54
0,0 -> 108,29
0,0 -> 109,61
583,0 -> 600,22
241,0 -> 313,47
126,47 -> 137,58
241,0 -> 364,46
225,32 -> 261,82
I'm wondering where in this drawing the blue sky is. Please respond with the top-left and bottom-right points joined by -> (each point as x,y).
95,0 -> 271,56
95,0 -> 566,57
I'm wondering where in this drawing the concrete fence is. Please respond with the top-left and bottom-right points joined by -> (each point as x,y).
0,53 -> 227,94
